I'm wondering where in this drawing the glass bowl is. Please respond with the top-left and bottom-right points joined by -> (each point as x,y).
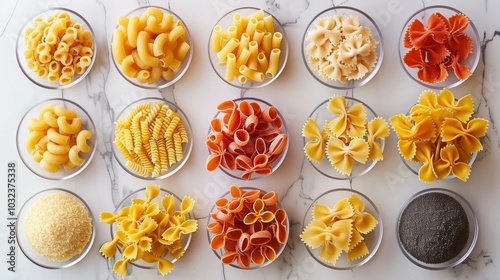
206,186 -> 290,269
16,8 -> 97,89
396,188 -> 478,270
110,187 -> 193,270
302,188 -> 383,270
398,5 -> 480,89
110,6 -> 193,89
301,6 -> 384,89
16,188 -> 95,269
303,96 -> 384,179
112,97 -> 193,180
208,7 -> 289,89
206,97 -> 289,180
16,98 -> 97,180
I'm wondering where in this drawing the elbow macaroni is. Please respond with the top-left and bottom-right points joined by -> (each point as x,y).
25,103 -> 93,173
23,12 -> 94,86
210,9 -> 283,84
111,7 -> 191,84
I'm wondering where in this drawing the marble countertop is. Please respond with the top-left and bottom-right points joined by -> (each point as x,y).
1,0 -> 499,279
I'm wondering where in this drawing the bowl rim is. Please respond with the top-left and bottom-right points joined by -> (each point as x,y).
207,6 -> 289,89
16,7 -> 97,90
109,187 -> 193,269
207,96 -> 289,180
397,5 -> 481,89
16,187 -> 96,269
206,186 -> 290,269
16,97 -> 97,180
395,187 -> 479,270
301,5 -> 385,89
110,5 -> 193,89
111,97 -> 194,180
303,95 -> 385,179
301,187 -> 383,270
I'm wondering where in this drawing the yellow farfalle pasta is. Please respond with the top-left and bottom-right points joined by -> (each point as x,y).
23,12 -> 94,85
303,95 -> 389,175
114,101 -> 189,178
390,88 -> 488,182
99,185 -> 197,277
301,194 -> 378,265
305,14 -> 378,83
111,7 -> 191,84
25,104 -> 93,173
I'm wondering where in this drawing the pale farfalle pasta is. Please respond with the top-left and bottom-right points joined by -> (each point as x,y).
207,185 -> 289,268
99,185 -> 197,277
206,98 -> 288,180
114,101 -> 189,178
303,95 -> 389,176
25,103 -> 93,173
390,88 -> 488,182
21,11 -> 94,86
111,7 -> 191,85
301,194 -> 378,265
305,14 -> 378,83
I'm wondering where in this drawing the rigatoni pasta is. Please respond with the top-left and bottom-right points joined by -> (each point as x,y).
210,9 -> 284,84
22,12 -> 94,86
111,7 -> 191,85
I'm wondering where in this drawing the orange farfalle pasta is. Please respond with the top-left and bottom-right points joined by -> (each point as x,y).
206,100 -> 287,180
99,185 -> 197,277
303,95 -> 389,175
301,194 -> 378,265
402,12 -> 474,83
305,14 -> 378,83
207,185 -> 288,268
390,88 -> 488,182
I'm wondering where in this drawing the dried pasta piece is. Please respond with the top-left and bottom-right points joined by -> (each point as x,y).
347,240 -> 369,261
312,198 -> 354,224
302,118 -> 324,163
441,117 -> 488,153
433,144 -> 471,181
366,117 -> 390,160
301,219 -> 353,251
326,138 -> 369,175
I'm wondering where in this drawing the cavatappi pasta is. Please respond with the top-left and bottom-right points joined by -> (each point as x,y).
114,101 -> 189,178
23,12 -> 94,86
111,7 -> 191,84
210,9 -> 283,84
25,103 -> 93,173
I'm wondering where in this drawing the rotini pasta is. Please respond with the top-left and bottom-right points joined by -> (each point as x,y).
22,12 -> 94,86
114,101 -> 189,178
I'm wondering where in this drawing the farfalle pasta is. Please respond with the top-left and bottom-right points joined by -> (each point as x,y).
207,185 -> 288,268
114,101 -> 189,178
206,99 -> 288,180
302,95 -> 389,175
389,88 -> 488,182
402,12 -> 474,83
305,14 -> 378,83
300,194 -> 378,265
99,185 -> 197,277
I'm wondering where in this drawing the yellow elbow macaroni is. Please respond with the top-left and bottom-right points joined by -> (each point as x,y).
23,12 -> 94,86
112,7 -> 191,84
210,9 -> 283,84
25,103 -> 93,173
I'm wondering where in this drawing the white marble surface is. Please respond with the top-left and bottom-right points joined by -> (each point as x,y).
1,0 -> 499,279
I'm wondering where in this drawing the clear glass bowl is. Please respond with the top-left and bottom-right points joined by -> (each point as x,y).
110,6 -> 193,89
110,187 -> 193,269
16,98 -> 97,180
398,5 -> 480,89
112,97 -> 193,180
207,97 -> 289,180
208,7 -> 289,89
304,96 -> 384,179
301,6 -> 384,89
16,8 -> 97,89
396,188 -> 478,270
16,188 -> 95,269
302,188 -> 383,270
206,186 -> 290,269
